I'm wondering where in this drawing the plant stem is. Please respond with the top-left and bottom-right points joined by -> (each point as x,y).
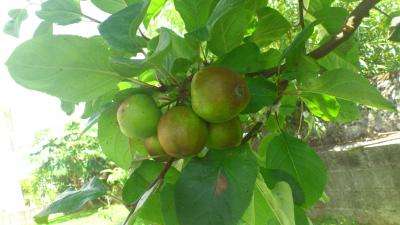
81,13 -> 101,23
298,0 -> 305,29
122,158 -> 175,225
373,6 -> 392,19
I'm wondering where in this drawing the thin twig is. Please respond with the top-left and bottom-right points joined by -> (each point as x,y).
107,194 -> 129,207
373,6 -> 392,19
298,0 -> 305,29
123,158 -> 175,225
81,13 -> 101,23
247,0 -> 381,78
297,101 -> 304,136
139,29 -> 150,41
127,77 -> 165,92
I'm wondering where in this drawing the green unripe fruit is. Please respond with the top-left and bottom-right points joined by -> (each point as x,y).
157,106 -> 208,158
144,136 -> 170,161
191,67 -> 250,123
207,117 -> 243,150
117,94 -> 161,138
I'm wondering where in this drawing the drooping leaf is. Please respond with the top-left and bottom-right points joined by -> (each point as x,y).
299,69 -> 396,111
98,105 -> 133,170
34,177 -> 107,224
60,101 -> 75,116
242,77 -> 277,114
389,16 -> 400,42
3,9 -> 28,37
207,8 -> 253,56
255,178 -> 295,225
6,35 -> 122,103
294,206 -> 312,225
175,144 -> 258,225
36,0 -> 82,25
174,0 -> 217,32
335,99 -> 361,123
251,7 -> 290,48
99,0 -> 150,52
91,0 -> 128,14
301,93 -> 340,121
160,183 -> 179,225
33,21 -> 53,37
265,133 -> 327,208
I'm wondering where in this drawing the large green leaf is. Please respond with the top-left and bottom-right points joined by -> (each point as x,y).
174,0 -> 218,32
255,178 -> 295,225
243,77 -> 277,114
4,9 -> 28,38
160,183 -> 179,225
251,7 -> 290,48
304,0 -> 334,14
6,35 -> 122,103
34,177 -> 107,224
99,0 -> 150,52
208,8 -> 253,56
300,69 -> 396,111
91,0 -> 128,14
266,133 -> 327,208
218,43 -> 280,74
36,0 -> 82,25
301,93 -> 340,121
175,145 -> 258,225
335,99 -> 361,123
314,7 -> 348,34
318,38 -> 360,73
122,160 -> 178,224
143,0 -> 166,26
98,106 -> 133,170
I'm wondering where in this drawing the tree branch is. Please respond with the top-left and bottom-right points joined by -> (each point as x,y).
139,29 -> 150,41
373,6 -> 392,19
247,0 -> 381,77
123,158 -> 175,225
298,0 -> 305,29
81,13 -> 101,23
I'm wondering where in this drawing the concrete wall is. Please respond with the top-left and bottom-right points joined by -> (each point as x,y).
309,138 -> 400,225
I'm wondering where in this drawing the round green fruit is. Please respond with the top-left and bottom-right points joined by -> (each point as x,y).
117,94 -> 161,138
157,106 -> 208,158
144,136 -> 169,161
207,117 -> 243,150
191,67 -> 250,123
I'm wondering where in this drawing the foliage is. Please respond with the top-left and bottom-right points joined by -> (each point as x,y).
4,0 -> 398,225
25,122 -> 125,205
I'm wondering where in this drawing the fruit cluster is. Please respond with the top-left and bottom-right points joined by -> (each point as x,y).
117,67 -> 250,160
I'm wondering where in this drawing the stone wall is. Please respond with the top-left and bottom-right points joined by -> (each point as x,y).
309,136 -> 400,225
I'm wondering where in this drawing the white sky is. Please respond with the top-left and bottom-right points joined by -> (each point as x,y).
0,0 -> 109,153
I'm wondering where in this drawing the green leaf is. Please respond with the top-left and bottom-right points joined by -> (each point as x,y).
242,77 -> 277,114
110,57 -> 148,77
251,7 -> 290,47
144,0 -> 166,26
174,0 -> 218,32
148,27 -> 198,72
34,177 -> 106,224
266,133 -> 327,208
304,0 -> 334,14
299,69 -> 396,111
300,93 -> 340,121
207,8 -> 253,56
318,38 -> 360,73
255,178 -> 295,225
314,7 -> 348,34
98,106 -> 133,170
99,0 -> 150,52
262,169 -> 305,206
218,43 -> 280,74
3,9 -> 28,38
60,100 -> 75,116
294,206 -> 312,225
36,0 -> 82,25
33,21 -> 53,37
335,99 -> 361,123
91,0 -> 127,14
175,144 -> 258,225
161,183 -> 179,225
6,35 -> 122,103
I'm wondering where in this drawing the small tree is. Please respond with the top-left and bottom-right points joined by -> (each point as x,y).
4,0 -> 399,224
